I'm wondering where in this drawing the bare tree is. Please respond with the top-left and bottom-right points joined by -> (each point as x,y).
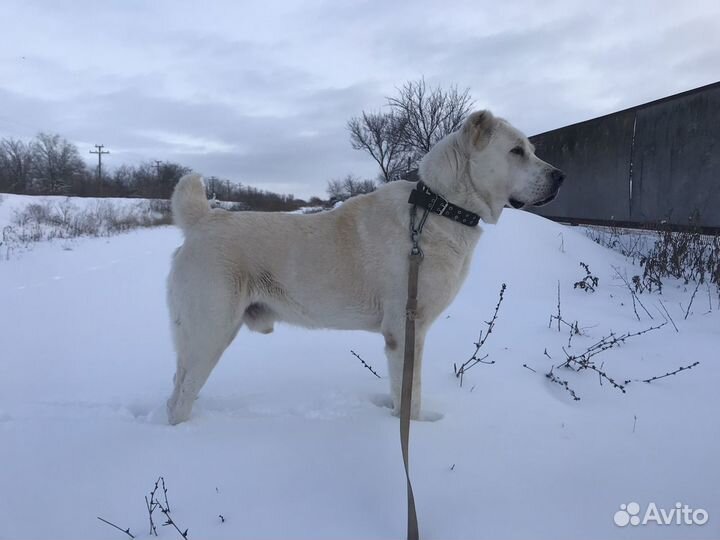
327,174 -> 376,202
326,178 -> 344,201
29,133 -> 87,194
348,78 -> 473,181
388,78 -> 473,157
0,138 -> 33,193
111,164 -> 135,187
348,111 -> 407,183
156,162 -> 192,199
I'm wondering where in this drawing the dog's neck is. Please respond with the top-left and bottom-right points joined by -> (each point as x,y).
418,134 -> 505,224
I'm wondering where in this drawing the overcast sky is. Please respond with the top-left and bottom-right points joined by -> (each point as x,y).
1,0 -> 718,198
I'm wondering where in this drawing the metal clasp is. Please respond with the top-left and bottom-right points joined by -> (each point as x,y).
409,204 -> 430,257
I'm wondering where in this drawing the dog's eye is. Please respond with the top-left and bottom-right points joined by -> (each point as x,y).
510,146 -> 525,157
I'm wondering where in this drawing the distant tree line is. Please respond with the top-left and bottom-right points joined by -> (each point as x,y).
205,175 -> 309,212
0,133 -> 307,212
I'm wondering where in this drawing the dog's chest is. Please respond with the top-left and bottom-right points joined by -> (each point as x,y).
416,237 -> 476,318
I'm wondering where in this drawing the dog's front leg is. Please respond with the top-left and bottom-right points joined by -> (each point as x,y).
383,317 -> 427,420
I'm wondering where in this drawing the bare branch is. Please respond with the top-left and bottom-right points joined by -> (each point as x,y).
350,349 -> 382,378
97,517 -> 135,539
684,281 -> 701,319
454,283 -> 506,386
657,300 -> 679,332
612,265 -> 654,320
625,361 -> 701,385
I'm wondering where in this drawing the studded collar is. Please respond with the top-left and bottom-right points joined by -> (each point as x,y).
407,181 -> 481,227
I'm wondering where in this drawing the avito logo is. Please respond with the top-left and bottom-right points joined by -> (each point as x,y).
614,502 -> 709,527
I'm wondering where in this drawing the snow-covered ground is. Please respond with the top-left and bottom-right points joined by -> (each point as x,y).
0,195 -> 718,539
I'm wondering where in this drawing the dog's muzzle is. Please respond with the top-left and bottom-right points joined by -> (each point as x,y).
508,168 -> 565,209
534,168 -> 565,206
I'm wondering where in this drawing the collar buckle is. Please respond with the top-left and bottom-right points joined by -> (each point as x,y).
429,196 -> 448,215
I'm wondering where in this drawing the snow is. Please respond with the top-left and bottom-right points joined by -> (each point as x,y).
0,194 -> 718,539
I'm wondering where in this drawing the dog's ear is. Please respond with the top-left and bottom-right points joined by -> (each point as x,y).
462,110 -> 495,150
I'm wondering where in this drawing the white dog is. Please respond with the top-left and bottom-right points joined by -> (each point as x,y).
166,110 -> 564,424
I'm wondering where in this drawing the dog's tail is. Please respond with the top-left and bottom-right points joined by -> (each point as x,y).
171,173 -> 210,231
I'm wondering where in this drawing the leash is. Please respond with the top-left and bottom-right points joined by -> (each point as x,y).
400,204 -> 429,540
399,183 -> 478,539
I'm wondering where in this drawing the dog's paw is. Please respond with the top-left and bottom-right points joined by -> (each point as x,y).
146,403 -> 172,425
166,400 -> 192,425
418,410 -> 444,422
369,394 -> 443,421
392,407 -> 444,422
369,393 -> 394,410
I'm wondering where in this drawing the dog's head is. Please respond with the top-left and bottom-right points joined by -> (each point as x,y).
420,110 -> 565,223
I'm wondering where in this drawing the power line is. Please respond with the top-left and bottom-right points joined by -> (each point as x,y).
152,160 -> 162,180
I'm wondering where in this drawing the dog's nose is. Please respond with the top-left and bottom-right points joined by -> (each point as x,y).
551,168 -> 566,185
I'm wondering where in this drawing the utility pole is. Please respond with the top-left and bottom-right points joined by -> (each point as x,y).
151,160 -> 164,198
90,144 -> 110,193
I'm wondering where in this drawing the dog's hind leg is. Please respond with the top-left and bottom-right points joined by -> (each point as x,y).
167,332 -> 241,424
166,269 -> 243,425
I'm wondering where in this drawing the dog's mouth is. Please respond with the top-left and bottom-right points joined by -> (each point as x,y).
508,198 -> 525,209
508,190 -> 558,209
532,191 -> 558,206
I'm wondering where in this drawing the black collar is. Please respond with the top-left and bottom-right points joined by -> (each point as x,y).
407,181 -> 481,227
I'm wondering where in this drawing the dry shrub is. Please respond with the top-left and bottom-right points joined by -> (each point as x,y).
2,197 -> 173,260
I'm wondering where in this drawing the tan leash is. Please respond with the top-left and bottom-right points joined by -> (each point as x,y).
400,205 -> 429,540
398,184 -> 480,539
401,251 -> 421,540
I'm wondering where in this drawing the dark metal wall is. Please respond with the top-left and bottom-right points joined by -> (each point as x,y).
529,81 -> 720,229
